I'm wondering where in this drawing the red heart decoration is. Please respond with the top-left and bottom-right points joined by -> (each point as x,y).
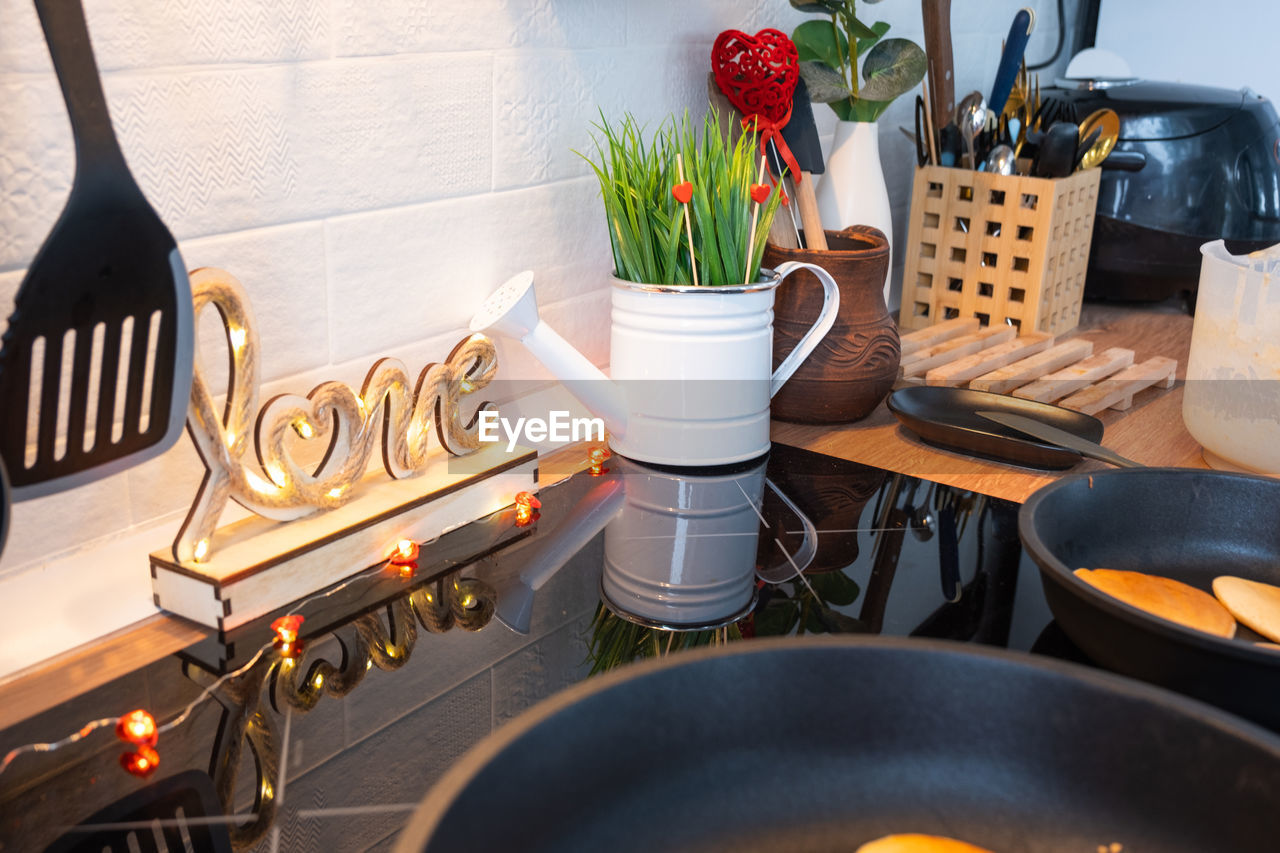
672,181 -> 693,204
711,29 -> 799,125
749,183 -> 771,204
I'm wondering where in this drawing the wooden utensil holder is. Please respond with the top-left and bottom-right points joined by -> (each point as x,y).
900,165 -> 1101,336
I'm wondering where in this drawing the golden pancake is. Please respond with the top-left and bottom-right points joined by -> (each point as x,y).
1074,569 -> 1236,638
855,834 -> 995,853
1213,576 -> 1280,643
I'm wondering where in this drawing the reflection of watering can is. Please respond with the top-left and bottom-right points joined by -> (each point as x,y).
494,456 -> 816,633
470,264 -> 839,467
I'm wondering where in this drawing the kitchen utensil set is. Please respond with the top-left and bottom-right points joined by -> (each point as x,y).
911,7 -> 1119,181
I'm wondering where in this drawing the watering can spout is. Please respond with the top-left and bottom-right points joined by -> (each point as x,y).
470,271 -> 628,438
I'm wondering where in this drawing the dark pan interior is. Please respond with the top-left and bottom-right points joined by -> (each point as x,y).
1023,469 -> 1280,616
398,638 -> 1280,853
887,386 -> 1104,469
1021,468 -> 1280,727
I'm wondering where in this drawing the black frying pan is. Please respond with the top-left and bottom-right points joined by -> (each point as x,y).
395,637 -> 1280,852
1021,468 -> 1280,730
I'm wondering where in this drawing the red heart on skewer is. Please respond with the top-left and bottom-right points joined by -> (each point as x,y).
749,183 -> 771,204
711,29 -> 799,126
672,181 -> 693,204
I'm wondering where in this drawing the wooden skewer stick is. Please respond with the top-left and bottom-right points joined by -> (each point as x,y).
745,154 -> 767,285
921,78 -> 938,166
676,153 -> 698,286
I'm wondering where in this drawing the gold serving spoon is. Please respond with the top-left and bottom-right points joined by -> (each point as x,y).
1076,108 -> 1120,170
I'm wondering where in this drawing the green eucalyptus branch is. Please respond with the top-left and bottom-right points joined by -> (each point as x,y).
791,0 -> 925,122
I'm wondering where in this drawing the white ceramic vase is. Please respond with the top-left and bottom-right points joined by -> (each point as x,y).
816,120 -> 894,305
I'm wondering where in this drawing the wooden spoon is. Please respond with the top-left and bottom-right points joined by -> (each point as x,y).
856,835 -> 993,853
1074,569 -> 1237,638
1213,576 -> 1280,643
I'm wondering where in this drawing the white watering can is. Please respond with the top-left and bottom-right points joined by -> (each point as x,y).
470,263 -> 840,467
493,456 -> 817,633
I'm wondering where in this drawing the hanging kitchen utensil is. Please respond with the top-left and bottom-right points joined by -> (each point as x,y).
777,77 -> 827,251
987,8 -> 1035,118
1075,108 -> 1120,170
0,0 -> 194,500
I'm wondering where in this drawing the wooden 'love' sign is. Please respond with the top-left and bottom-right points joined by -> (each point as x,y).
150,268 -> 537,631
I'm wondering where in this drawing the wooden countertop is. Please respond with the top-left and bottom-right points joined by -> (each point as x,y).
773,300 -> 1204,505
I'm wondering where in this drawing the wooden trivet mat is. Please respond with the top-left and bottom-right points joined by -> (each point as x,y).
898,317 -> 1178,415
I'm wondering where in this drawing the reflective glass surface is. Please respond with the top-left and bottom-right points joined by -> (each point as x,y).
0,444 -> 1079,852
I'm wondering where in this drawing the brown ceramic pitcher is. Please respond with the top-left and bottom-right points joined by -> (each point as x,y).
763,226 -> 900,423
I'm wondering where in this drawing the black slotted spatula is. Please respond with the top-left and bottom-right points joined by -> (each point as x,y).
0,0 -> 193,500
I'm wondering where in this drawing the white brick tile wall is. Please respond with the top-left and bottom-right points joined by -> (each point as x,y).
0,0 -> 329,74
183,222 -> 330,387
492,46 -> 713,190
333,0 -> 625,58
625,0 -> 804,46
3,468 -> 133,570
0,74 -> 75,270
0,0 -> 1077,673
324,192 -> 501,362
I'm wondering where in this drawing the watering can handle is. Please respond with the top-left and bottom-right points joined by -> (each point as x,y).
769,261 -> 840,398
755,476 -> 820,584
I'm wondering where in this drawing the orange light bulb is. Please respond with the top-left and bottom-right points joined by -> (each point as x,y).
588,447 -> 611,476
120,744 -> 160,778
115,709 -> 158,746
389,538 -> 419,565
271,614 -> 305,658
514,491 -> 541,526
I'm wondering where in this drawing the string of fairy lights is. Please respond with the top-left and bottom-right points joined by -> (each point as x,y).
0,446 -> 756,785
0,487 -> 545,783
